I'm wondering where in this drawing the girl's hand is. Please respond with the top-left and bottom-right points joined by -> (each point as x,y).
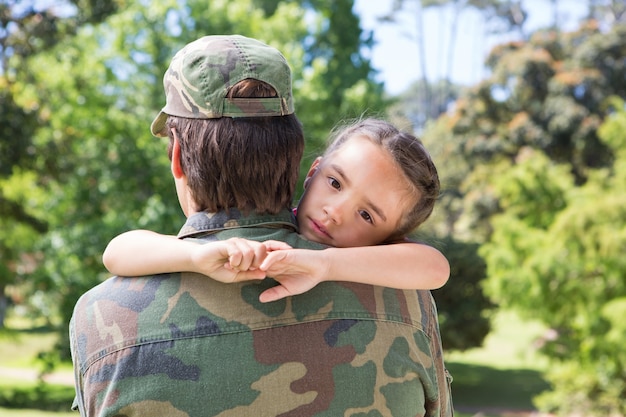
257,249 -> 330,302
190,238 -> 292,283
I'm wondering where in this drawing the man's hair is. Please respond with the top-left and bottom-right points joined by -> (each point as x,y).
166,79 -> 304,215
324,118 -> 440,239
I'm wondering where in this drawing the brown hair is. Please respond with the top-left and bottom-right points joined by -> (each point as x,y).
324,118 -> 440,239
166,80 -> 304,214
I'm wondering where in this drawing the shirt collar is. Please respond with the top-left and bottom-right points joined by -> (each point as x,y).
177,208 -> 297,239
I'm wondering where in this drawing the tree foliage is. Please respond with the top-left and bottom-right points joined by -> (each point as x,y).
444,21 -> 625,241
0,0 -> 123,327
422,18 -> 626,414
431,236 -> 493,351
482,99 -> 626,415
1,0 -> 388,359
379,0 -> 530,129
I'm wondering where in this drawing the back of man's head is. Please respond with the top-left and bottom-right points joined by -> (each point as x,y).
152,35 -> 304,214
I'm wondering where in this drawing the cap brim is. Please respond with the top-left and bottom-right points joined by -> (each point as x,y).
150,111 -> 168,137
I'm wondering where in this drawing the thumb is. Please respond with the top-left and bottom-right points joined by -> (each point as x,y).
263,240 -> 292,251
259,285 -> 291,303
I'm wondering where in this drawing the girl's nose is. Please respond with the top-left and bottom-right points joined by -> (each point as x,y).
323,203 -> 343,225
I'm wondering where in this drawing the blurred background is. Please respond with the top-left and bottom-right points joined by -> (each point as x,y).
1,1 -> 624,416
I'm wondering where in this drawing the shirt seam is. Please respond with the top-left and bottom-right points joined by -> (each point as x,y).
79,313 -> 427,375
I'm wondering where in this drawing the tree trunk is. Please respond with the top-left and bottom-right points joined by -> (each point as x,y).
0,284 -> 7,329
444,1 -> 461,115
413,0 -> 433,120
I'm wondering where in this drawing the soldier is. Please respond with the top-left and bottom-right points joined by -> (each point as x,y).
69,34 -> 453,417
102,117 -> 451,299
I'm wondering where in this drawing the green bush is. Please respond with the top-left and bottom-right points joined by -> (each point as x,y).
0,383 -> 75,411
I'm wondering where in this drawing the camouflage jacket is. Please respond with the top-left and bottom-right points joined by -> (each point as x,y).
70,209 -> 453,417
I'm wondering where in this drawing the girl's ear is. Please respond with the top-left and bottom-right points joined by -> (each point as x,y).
170,129 -> 185,179
304,157 -> 322,188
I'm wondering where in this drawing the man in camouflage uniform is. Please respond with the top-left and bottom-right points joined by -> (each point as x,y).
70,34 -> 453,417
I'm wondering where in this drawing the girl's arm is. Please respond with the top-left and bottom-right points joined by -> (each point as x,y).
103,230 -> 197,275
103,230 -> 289,282
258,242 -> 450,303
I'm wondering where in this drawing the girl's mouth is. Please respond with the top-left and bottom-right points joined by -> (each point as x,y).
309,218 -> 332,240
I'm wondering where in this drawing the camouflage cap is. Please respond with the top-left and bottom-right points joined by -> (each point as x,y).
151,35 -> 294,137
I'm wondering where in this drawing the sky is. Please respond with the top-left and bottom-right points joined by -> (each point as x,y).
354,0 -> 589,94
16,0 -> 586,96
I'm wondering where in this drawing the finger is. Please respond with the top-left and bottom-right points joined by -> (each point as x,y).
259,251 -> 287,271
263,240 -> 292,251
227,243 -> 244,269
232,269 -> 267,282
229,239 -> 257,270
251,242 -> 270,269
259,285 -> 291,303
239,241 -> 267,271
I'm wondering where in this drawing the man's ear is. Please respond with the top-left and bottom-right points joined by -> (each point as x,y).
170,130 -> 185,179
304,157 -> 322,188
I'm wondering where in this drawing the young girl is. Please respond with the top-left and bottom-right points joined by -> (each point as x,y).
103,118 -> 450,303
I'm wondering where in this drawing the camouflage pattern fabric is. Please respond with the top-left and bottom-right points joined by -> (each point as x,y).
151,35 -> 294,137
70,209 -> 453,416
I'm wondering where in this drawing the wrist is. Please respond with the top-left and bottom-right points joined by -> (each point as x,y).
318,249 -> 334,284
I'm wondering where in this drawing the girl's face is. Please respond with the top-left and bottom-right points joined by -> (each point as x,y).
296,135 -> 417,247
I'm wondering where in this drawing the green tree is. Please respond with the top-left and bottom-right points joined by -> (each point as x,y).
426,19 -> 626,414
6,0 -> 386,359
446,22 -> 625,241
414,117 -> 494,352
379,0 -> 523,126
431,236 -> 493,351
285,0 -> 388,177
481,99 -> 626,415
0,0 -> 122,327
387,78 -> 464,134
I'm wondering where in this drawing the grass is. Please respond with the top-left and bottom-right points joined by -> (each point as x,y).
0,384 -> 75,416
449,362 -> 550,411
447,310 -> 551,415
0,329 -> 59,368
447,310 -> 550,370
0,316 -> 75,416
0,310 -> 551,417
0,409 -> 75,417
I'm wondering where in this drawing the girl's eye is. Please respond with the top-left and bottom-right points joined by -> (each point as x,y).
329,177 -> 341,190
359,210 -> 373,224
